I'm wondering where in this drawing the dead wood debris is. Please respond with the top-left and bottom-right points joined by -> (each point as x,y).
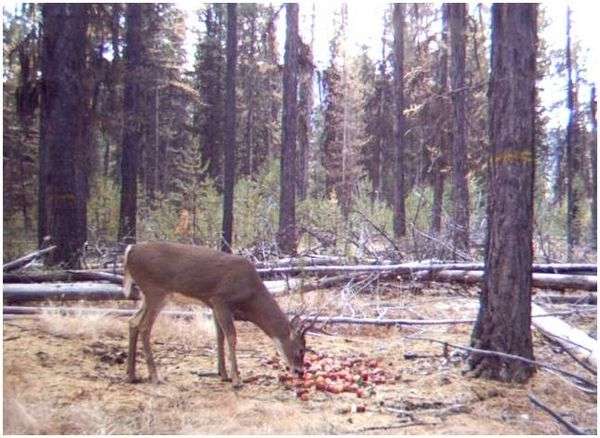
528,393 -> 588,435
407,336 -> 597,391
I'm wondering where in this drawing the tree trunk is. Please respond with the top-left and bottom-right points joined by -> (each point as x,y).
201,6 -> 224,187
374,28 -> 387,203
565,6 -> 579,260
106,3 -> 121,179
591,86 -> 597,249
448,3 -> 470,255
431,4 -> 450,235
297,41 -> 313,201
40,4 -> 90,267
278,3 -> 299,255
118,4 -> 144,242
221,4 -> 237,253
392,3 -> 406,238
469,3 -> 538,383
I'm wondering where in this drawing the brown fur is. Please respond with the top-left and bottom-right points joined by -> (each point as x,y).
124,242 -> 306,387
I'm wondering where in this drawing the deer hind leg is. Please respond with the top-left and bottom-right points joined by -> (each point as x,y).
127,298 -> 148,383
138,293 -> 166,384
212,304 -> 241,388
214,316 -> 229,381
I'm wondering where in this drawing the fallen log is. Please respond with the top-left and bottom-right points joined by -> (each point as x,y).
535,293 -> 596,305
414,270 -> 596,291
418,262 -> 596,274
531,303 -> 597,370
257,262 -> 597,277
300,273 -> 369,292
3,270 -> 124,285
3,279 -> 300,302
4,305 -> 592,325
254,255 -> 348,269
3,246 -> 57,272
3,305 -> 195,318
257,261 -> 455,276
531,263 -> 596,274
3,282 -> 134,302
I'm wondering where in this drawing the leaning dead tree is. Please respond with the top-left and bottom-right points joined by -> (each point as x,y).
3,246 -> 57,272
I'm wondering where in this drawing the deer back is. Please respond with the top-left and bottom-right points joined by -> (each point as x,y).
126,242 -> 266,305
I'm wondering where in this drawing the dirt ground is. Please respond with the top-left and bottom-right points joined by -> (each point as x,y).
3,282 -> 597,434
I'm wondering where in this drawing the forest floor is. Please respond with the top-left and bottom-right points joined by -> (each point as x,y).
3,282 -> 597,434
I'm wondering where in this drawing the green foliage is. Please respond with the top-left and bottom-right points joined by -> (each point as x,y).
88,178 -> 120,243
3,211 -> 37,261
137,194 -> 180,242
297,192 -> 345,252
232,159 -> 280,247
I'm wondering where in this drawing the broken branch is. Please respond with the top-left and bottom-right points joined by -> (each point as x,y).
528,393 -> 586,435
3,246 -> 57,272
407,336 -> 596,390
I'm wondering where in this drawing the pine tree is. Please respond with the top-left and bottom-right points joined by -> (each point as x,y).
118,4 -> 145,242
41,4 -> 91,266
277,3 -> 299,254
392,3 -> 406,238
448,3 -> 470,255
470,3 -> 538,383
221,4 -> 238,252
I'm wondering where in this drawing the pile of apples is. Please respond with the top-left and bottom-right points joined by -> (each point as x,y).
268,352 -> 393,401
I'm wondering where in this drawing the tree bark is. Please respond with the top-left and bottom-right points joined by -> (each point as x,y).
118,4 -> 144,242
392,3 -> 406,238
297,40 -> 314,201
469,4 -> 538,383
278,3 -> 299,255
40,4 -> 90,267
448,3 -> 470,254
221,4 -> 237,253
590,86 -> 597,249
431,4 -> 450,235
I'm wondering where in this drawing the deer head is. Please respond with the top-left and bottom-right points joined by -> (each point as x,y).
281,312 -> 324,374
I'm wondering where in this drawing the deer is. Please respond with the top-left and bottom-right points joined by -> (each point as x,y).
122,241 -> 315,388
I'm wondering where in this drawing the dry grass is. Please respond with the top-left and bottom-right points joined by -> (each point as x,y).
3,284 -> 597,434
3,391 -> 50,434
38,308 -> 121,341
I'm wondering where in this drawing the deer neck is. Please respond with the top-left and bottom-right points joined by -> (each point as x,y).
246,291 -> 291,342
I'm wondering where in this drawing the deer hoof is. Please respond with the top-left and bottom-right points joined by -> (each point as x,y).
232,380 -> 243,389
126,375 -> 141,384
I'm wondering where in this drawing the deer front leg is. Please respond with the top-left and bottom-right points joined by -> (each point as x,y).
213,305 -> 241,388
214,316 -> 229,381
127,300 -> 148,383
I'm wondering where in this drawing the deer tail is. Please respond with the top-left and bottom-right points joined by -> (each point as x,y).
123,244 -> 134,299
